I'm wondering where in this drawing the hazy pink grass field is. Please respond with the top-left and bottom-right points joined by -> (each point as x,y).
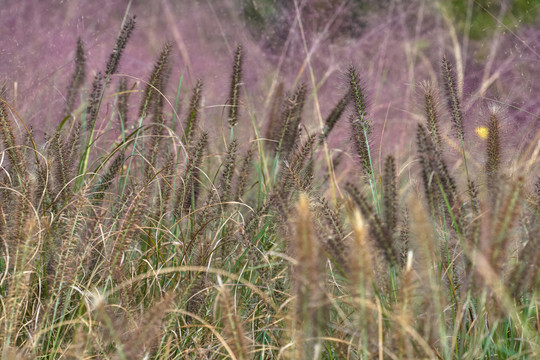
3,1 -> 539,152
0,0 -> 538,210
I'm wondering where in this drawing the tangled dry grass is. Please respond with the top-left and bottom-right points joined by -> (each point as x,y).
1,2 -> 539,359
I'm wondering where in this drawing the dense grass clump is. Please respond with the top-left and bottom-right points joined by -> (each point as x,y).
0,14 -> 539,360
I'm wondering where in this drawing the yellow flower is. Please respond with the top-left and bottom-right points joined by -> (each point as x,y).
475,126 -> 489,139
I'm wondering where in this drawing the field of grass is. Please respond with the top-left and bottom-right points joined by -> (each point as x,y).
1,1 -> 539,359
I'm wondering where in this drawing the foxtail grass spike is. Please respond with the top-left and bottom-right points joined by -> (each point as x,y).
315,197 -> 348,271
416,123 -> 457,209
276,83 -> 307,158
416,123 -> 436,212
383,155 -> 398,235
228,45 -> 243,128
265,82 -> 284,141
105,15 -> 136,78
348,66 -> 372,176
534,177 -> 540,213
117,77 -> 130,129
174,132 -> 208,217
52,120 -> 80,202
291,134 -> 316,191
51,134 -> 65,203
345,183 -> 398,267
34,153 -> 51,209
422,81 -> 442,151
485,108 -> 501,192
66,120 -> 81,174
441,55 -> 464,140
0,89 -> 26,184
350,114 -> 372,177
64,38 -> 86,118
218,284 -> 249,360
155,152 -> 176,217
93,152 -> 125,202
184,132 -> 208,212
86,72 -> 104,132
291,193 -> 325,359
464,179 -> 480,282
277,134 -> 316,195
139,43 -> 172,119
398,210 -> 410,267
111,184 -> 145,281
289,134 -> 316,172
122,293 -> 174,360
348,66 -> 368,122
11,177 -> 32,248
234,144 -> 254,202
467,179 -> 480,244
218,139 -> 239,203
265,82 -> 284,150
184,79 -> 203,148
144,112 -> 167,184
320,90 -> 350,142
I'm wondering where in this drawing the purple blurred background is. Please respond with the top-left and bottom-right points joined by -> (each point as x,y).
2,0 -> 539,170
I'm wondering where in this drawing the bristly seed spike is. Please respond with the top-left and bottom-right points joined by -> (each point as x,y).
441,55 -> 464,140
105,15 -> 136,78
228,44 -> 243,128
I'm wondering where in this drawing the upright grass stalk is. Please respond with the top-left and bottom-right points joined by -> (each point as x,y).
441,56 -> 464,141
121,42 -> 171,198
383,155 -> 398,236
421,81 -> 442,151
116,77 -> 130,133
234,143 -> 254,202
174,132 -> 208,218
416,123 -> 457,217
274,83 -> 307,160
51,120 -> 81,205
485,106 -> 501,196
105,15 -> 136,79
138,43 -> 172,120
218,139 -> 238,204
92,151 -> 125,202
152,152 -> 176,218
264,82 -> 284,151
347,207 -> 376,357
314,197 -> 348,271
348,66 -> 373,178
441,55 -> 471,185
319,90 -> 350,143
348,66 -> 380,214
346,183 -> 398,268
183,79 -> 203,149
0,90 -> 27,187
217,281 -> 249,360
85,72 -> 104,133
79,14 -> 136,181
63,38 -> 86,119
290,193 -> 325,359
227,45 -> 243,132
